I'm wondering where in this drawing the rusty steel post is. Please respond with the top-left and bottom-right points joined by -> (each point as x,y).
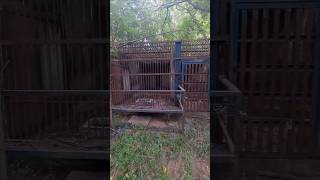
0,1 -> 8,177
0,94 -> 7,180
0,62 -> 8,180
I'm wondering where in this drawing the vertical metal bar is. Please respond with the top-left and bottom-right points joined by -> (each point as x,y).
230,1 -> 239,83
175,41 -> 181,90
261,8 -> 268,97
240,9 -> 247,91
313,7 -> 320,150
250,9 -> 258,98
0,18 -> 8,177
0,97 -> 7,180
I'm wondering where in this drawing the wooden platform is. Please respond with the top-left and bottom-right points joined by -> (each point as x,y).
112,96 -> 184,113
112,104 -> 183,113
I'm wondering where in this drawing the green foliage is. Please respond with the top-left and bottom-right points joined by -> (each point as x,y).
111,130 -> 184,179
110,116 -> 210,179
110,0 -> 210,44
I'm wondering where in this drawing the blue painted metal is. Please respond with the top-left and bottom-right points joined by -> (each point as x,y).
181,58 -> 210,64
175,41 -> 182,90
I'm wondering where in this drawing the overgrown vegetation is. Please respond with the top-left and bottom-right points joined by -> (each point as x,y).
110,0 -> 210,45
110,113 -> 210,179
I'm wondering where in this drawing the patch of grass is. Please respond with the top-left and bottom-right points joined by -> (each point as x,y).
111,130 -> 183,179
184,156 -> 193,180
111,113 -> 210,179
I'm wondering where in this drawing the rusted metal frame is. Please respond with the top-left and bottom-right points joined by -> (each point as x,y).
313,7 -> 320,151
235,67 -> 313,72
241,116 -> 310,124
218,1 -> 241,170
0,90 -> 109,96
114,73 -> 179,76
98,45 -> 105,89
6,148 -> 108,160
219,76 -> 242,94
232,2 -> 280,156
208,0 -> 220,154
230,1 -> 239,83
217,110 -> 235,154
111,89 -> 184,93
236,39 -> 315,42
290,7 -> 302,151
256,8 -> 269,152
0,53 -> 9,180
1,1 -> 57,22
212,91 -> 242,97
261,8 -> 268,97
178,85 -> 185,111
211,77 -> 241,144
181,59 -> 209,111
281,8 -> 291,100
239,9 -> 247,92
97,0 -> 101,38
239,151 -> 320,159
236,1 -> 320,9
112,108 -> 184,114
0,39 -> 109,45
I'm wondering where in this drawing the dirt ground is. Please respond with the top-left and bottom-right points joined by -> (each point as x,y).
110,112 -> 210,180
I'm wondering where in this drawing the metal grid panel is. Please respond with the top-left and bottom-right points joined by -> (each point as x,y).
231,1 -> 320,156
2,93 -> 108,140
182,61 -> 209,112
181,39 -> 210,58
118,41 -> 175,59
0,0 -> 109,154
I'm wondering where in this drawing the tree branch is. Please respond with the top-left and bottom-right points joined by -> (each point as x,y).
159,0 -> 187,9
159,0 -> 209,13
185,0 -> 209,13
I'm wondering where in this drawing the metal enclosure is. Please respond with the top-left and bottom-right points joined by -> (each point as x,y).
111,39 -> 210,113
230,0 -> 320,157
0,0 -> 109,159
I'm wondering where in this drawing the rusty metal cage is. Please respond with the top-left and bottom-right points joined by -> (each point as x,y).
111,57 -> 185,113
0,0 -> 108,159
112,40 -> 210,113
230,1 -> 320,157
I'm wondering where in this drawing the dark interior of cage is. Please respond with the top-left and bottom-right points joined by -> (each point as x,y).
3,94 -> 108,140
111,59 -> 184,112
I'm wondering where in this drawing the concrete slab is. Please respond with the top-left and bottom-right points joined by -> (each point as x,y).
128,115 -> 151,126
65,171 -> 106,180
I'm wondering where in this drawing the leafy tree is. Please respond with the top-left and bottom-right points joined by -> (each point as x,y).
110,0 -> 210,45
